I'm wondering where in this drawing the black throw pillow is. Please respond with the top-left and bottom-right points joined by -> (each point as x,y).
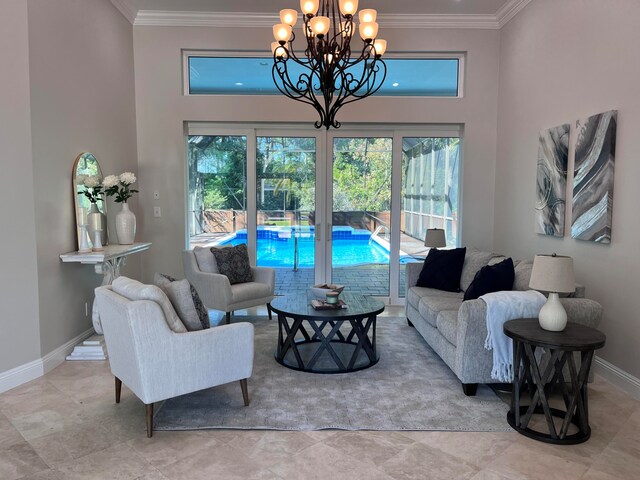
463,257 -> 515,301
211,244 -> 254,285
416,247 -> 467,292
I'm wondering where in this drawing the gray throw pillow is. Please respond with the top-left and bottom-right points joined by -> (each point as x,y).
154,273 -> 210,331
210,244 -> 254,285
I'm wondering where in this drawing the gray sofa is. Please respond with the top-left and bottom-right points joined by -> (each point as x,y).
405,249 -> 603,396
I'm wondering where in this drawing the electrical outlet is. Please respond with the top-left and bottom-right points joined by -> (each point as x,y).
153,206 -> 162,218
153,190 -> 160,200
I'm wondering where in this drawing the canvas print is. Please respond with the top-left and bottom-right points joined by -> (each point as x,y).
535,124 -> 570,236
571,110 -> 617,243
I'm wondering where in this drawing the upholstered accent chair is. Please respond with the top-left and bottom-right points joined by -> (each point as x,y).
95,283 -> 254,437
183,247 -> 276,324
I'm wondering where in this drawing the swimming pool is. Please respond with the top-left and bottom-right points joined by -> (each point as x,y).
219,227 -> 398,268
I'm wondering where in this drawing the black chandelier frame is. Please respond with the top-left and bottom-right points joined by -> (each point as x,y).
272,0 -> 387,130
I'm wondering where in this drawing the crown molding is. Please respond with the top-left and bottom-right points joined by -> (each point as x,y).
496,0 -> 533,28
134,11 -> 501,29
110,0 -> 137,24
133,1 -> 534,29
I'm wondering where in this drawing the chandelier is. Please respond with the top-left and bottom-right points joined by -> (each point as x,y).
271,0 -> 387,130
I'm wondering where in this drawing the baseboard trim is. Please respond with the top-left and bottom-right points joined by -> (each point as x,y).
0,327 -> 95,394
0,358 -> 44,394
42,327 -> 95,374
595,356 -> 640,401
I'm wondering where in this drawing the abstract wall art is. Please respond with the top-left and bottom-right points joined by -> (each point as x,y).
535,123 -> 570,237
571,110 -> 617,243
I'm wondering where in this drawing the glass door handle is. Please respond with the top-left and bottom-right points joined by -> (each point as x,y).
327,223 -> 332,242
315,223 -> 322,242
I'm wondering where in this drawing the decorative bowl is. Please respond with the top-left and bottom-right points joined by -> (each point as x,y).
310,284 -> 345,298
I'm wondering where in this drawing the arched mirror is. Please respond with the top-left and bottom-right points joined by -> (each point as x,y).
73,152 -> 108,250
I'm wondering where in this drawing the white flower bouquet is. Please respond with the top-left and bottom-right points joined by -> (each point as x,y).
78,175 -> 104,204
104,172 -> 139,203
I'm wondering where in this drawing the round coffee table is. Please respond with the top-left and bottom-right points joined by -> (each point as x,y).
270,292 -> 385,374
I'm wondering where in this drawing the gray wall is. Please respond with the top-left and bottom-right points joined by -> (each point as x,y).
27,0 -> 140,357
0,0 -> 42,373
495,0 -> 640,377
133,26 -> 501,280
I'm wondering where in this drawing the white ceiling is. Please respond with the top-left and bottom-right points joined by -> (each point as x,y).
130,0 -> 511,15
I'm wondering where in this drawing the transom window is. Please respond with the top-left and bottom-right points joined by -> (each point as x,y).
186,55 -> 462,97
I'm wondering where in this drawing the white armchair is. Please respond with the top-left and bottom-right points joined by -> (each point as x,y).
183,247 -> 275,324
95,284 -> 254,437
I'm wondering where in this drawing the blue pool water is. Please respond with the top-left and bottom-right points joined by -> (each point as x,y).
220,227 -> 396,268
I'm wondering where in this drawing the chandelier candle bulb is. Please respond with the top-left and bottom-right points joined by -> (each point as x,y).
280,9 -> 298,26
359,8 -> 377,23
273,23 -> 292,43
310,16 -> 330,36
339,0 -> 359,16
359,21 -> 378,41
300,0 -> 319,16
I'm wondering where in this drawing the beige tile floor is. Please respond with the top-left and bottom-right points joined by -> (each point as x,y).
2,307 -> 640,480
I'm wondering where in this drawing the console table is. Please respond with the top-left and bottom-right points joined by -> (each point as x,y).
504,319 -> 606,444
60,243 -> 151,358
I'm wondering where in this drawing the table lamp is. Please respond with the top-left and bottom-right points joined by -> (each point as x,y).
529,254 -> 575,331
424,228 -> 446,249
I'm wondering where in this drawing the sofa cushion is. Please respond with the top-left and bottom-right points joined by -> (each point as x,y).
193,246 -> 219,274
417,247 -> 466,292
407,286 -> 464,309
436,311 -> 459,347
112,276 -> 187,333
418,297 -> 464,327
154,273 -> 210,331
231,281 -> 273,305
460,250 -> 502,292
211,244 -> 254,285
513,260 -> 534,291
464,258 -> 515,301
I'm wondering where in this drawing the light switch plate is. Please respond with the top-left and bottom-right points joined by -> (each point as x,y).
153,206 -> 161,218
153,190 -> 160,200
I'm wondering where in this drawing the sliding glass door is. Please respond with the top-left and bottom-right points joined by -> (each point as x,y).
329,136 -> 393,295
186,125 -> 461,303
256,136 -> 317,295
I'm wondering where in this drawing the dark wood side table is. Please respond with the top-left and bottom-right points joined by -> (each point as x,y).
503,319 -> 606,444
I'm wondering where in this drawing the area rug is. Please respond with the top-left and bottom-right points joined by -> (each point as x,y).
154,316 -> 511,432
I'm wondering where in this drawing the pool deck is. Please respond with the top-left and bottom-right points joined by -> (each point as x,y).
190,232 -> 425,298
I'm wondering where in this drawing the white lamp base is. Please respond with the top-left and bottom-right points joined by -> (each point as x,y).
538,292 -> 567,331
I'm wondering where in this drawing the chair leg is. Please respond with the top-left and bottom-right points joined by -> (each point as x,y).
240,379 -> 250,406
462,383 -> 478,396
225,311 -> 232,324
115,377 -> 122,404
145,403 -> 154,438
267,303 -> 273,320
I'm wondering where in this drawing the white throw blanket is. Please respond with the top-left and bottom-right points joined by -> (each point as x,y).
481,290 -> 546,382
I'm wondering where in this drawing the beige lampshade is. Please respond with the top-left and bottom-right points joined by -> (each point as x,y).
273,24 -> 292,42
359,8 -> 377,23
359,21 -> 378,41
529,254 -> 575,293
280,9 -> 298,27
310,16 -> 330,36
300,0 -> 320,16
424,228 -> 446,248
339,0 -> 358,16
373,39 -> 387,56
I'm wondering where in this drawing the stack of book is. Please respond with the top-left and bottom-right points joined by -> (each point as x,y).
66,339 -> 108,361
310,299 -> 348,310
